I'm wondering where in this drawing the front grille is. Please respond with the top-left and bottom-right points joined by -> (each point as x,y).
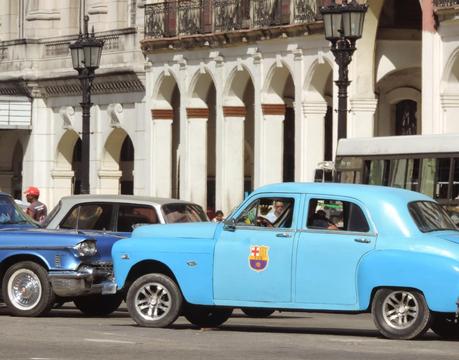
92,261 -> 113,273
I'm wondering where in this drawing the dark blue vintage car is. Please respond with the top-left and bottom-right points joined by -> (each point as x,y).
0,192 -> 123,317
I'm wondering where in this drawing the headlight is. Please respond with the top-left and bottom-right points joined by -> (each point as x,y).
73,240 -> 98,257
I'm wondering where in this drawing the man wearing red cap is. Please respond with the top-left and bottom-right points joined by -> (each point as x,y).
24,186 -> 47,223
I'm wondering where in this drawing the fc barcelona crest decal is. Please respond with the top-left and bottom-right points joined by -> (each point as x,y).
248,245 -> 270,272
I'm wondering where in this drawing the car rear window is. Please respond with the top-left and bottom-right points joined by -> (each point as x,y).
162,203 -> 208,223
408,201 -> 457,233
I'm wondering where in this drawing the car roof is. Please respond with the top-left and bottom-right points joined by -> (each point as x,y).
58,194 -> 199,207
254,182 -> 433,204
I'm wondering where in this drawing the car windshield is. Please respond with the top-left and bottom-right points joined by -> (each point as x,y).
161,203 -> 208,223
408,201 -> 458,233
0,196 -> 33,225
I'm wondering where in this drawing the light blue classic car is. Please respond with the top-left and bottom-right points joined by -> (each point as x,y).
0,192 -> 123,317
111,183 -> 459,340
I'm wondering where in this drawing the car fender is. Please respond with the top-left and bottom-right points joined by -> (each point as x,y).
0,250 -> 52,271
113,236 -> 215,305
357,250 -> 459,312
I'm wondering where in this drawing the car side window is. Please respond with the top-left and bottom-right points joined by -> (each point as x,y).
60,204 -> 113,231
235,197 -> 294,228
307,198 -> 369,233
117,205 -> 159,232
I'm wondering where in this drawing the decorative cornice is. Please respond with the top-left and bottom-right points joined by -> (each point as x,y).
187,108 -> 209,119
440,93 -> 459,108
0,83 -> 28,96
151,109 -> 173,120
223,106 -> 246,117
303,101 -> 328,115
349,98 -> 378,112
42,74 -> 145,97
262,104 -> 286,116
26,10 -> 61,21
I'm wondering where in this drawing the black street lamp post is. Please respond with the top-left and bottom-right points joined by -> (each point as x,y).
320,0 -> 368,140
69,15 -> 104,194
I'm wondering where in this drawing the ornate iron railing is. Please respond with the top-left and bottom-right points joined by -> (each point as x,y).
294,0 -> 319,23
252,0 -> 283,27
434,0 -> 459,7
213,0 -> 246,32
178,0 -> 202,35
145,0 -> 321,38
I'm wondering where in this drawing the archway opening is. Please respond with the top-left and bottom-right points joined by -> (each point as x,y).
11,141 -> 23,199
72,138 -> 82,194
120,135 -> 134,194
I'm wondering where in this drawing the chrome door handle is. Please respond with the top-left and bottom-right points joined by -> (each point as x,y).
276,233 -> 292,238
354,238 -> 371,244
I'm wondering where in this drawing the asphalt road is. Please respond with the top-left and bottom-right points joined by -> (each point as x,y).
1,304 -> 459,360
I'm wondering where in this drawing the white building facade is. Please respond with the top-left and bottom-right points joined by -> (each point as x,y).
0,0 -> 459,215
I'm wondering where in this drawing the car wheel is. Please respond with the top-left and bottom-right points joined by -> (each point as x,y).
74,293 -> 123,316
184,304 -> 233,328
2,261 -> 55,317
430,314 -> 459,340
126,273 -> 182,327
241,308 -> 275,318
371,288 -> 431,340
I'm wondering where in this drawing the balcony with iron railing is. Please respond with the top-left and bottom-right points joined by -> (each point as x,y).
434,0 -> 459,7
434,0 -> 459,21
143,0 -> 322,51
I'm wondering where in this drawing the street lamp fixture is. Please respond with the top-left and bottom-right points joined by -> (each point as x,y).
320,0 -> 368,140
69,15 -> 104,194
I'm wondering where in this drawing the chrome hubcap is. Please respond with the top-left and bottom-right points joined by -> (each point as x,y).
382,291 -> 419,329
7,269 -> 42,310
135,282 -> 171,321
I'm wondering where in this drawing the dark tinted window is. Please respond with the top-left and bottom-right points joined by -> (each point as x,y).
60,204 -> 113,231
408,201 -> 457,232
307,199 -> 369,233
117,205 -> 159,232
162,203 -> 208,223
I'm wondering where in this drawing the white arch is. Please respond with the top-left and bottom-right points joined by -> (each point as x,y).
262,62 -> 294,105
441,47 -> 459,91
55,130 -> 80,171
303,59 -> 333,103
101,128 -> 130,171
187,69 -> 215,109
223,64 -> 255,106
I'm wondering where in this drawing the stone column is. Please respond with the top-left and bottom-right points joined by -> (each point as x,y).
97,170 -> 122,194
186,108 -> 208,209
151,109 -> 173,198
22,84 -> 53,207
440,95 -> 459,133
301,101 -> 327,181
349,98 -> 378,138
222,106 -> 245,213
51,169 -> 74,204
261,104 -> 285,185
422,0 -> 441,134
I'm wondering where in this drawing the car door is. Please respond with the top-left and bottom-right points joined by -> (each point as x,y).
213,193 -> 300,304
295,195 -> 377,307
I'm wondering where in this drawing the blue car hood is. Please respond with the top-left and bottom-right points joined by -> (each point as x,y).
433,231 -> 459,245
132,222 -> 218,240
0,227 -> 123,256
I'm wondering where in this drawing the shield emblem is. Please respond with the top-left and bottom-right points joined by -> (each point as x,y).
248,245 -> 269,272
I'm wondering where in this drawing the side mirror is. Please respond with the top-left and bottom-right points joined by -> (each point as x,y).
223,218 -> 236,232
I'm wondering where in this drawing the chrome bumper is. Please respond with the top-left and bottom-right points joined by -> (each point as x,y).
48,265 -> 117,297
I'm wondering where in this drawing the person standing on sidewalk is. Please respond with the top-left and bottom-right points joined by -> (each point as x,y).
24,186 -> 47,223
